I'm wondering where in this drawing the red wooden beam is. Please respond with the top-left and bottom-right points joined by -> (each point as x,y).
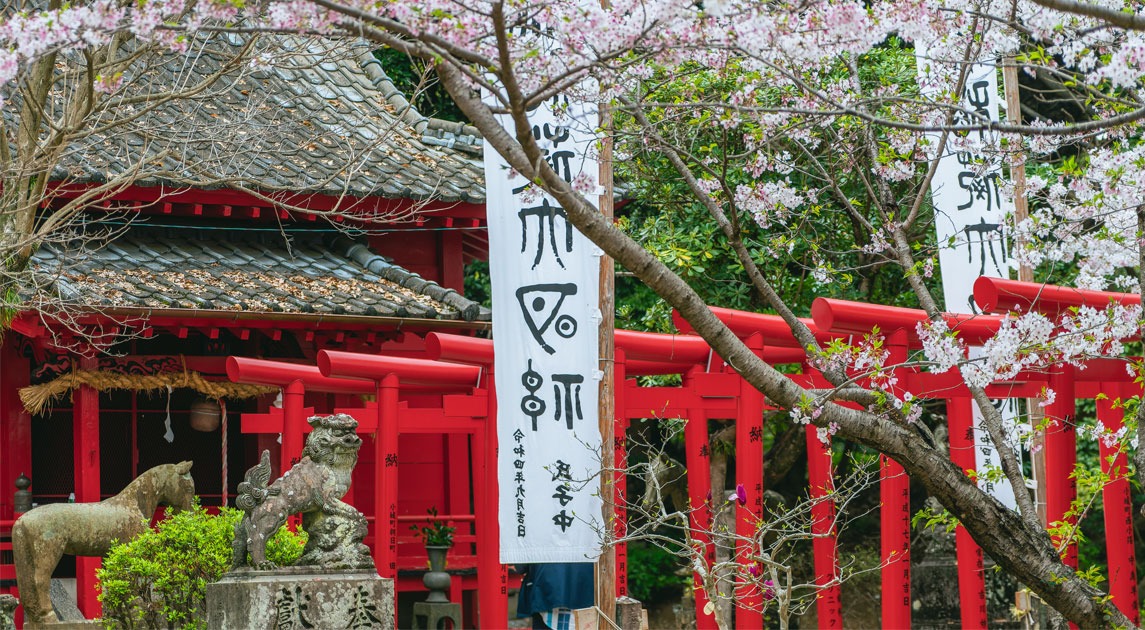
672,307 -> 833,348
8,315 -> 46,338
1097,388 -> 1140,624
614,329 -> 712,364
614,351 -> 629,600
974,277 -> 1139,316
881,333 -> 911,629
281,381 -> 306,474
425,332 -> 494,365
947,396 -> 988,628
1046,365 -> 1078,569
227,357 -> 374,394
806,423 -> 843,628
734,334 -> 764,625
811,298 -> 1004,347
377,374 -> 400,621
73,356 -> 101,619
476,362 -> 507,628
318,350 -> 480,386
683,369 -> 718,630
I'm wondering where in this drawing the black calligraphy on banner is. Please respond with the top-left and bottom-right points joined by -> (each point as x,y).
956,171 -> 1002,214
485,78 -> 602,559
514,429 -> 527,537
519,366 -> 587,432
519,199 -> 573,269
515,284 -> 579,354
552,374 -> 585,430
551,459 -> 575,533
521,360 -> 546,431
962,218 -> 1007,277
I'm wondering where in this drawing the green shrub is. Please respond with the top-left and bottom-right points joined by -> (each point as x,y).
97,504 -> 307,629
627,542 -> 690,604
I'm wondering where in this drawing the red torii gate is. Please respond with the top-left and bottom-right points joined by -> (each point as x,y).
804,278 -> 1141,627
226,277 -> 1141,628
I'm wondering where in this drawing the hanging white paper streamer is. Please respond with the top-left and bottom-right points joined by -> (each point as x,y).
163,385 -> 175,443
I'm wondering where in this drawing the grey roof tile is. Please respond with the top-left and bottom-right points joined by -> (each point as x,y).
30,227 -> 490,321
48,34 -> 485,205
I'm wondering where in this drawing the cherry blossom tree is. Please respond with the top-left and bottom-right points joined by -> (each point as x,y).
12,0 -> 1145,625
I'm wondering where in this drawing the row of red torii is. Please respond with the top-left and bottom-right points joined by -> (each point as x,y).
227,276 -> 1141,629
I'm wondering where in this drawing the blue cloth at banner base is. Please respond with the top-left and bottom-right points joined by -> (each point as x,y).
517,562 -> 594,619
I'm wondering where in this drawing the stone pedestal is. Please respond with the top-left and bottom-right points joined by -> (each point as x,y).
616,596 -> 645,630
412,601 -> 462,629
206,567 -> 393,630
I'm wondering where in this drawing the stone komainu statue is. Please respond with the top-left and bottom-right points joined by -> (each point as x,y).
232,413 -> 373,570
12,462 -> 195,625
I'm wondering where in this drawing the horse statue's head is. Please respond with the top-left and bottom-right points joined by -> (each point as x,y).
156,461 -> 195,512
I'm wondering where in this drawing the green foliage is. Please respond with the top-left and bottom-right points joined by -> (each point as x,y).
911,505 -> 960,534
626,542 -> 690,603
373,48 -> 467,123
613,41 -> 940,334
463,260 -> 492,308
411,506 -> 455,547
98,505 -> 306,629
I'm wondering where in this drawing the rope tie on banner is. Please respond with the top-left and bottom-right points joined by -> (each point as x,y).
18,369 -> 277,415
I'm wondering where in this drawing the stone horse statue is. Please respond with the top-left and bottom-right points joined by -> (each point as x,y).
12,461 -> 195,625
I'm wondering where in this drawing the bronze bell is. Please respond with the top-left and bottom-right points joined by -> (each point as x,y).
189,398 -> 221,432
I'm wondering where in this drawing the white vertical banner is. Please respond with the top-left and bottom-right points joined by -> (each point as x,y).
917,54 -> 1021,509
485,96 -> 604,563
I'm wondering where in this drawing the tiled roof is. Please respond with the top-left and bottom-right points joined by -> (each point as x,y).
55,34 -> 486,205
29,228 -> 490,321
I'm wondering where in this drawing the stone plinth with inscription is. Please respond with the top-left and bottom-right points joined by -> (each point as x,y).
205,567 -> 393,630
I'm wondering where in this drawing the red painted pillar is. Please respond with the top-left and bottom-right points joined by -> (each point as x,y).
1045,365 -> 1077,567
1097,388 -> 1138,624
947,395 -> 988,629
881,331 -> 910,629
376,373 -> 400,624
0,341 -> 31,521
805,424 -> 842,628
614,350 -> 629,599
281,380 -> 306,474
735,334 -> 764,626
73,355 -> 101,619
684,369 -> 717,630
475,366 -> 508,628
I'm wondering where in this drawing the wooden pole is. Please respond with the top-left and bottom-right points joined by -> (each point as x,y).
596,85 -> 617,624
947,396 -> 989,628
613,350 -> 629,599
684,368 -> 718,630
880,331 -> 910,629
734,334 -> 764,626
377,373 -> 401,625
1002,58 -> 1046,525
1096,388 -> 1140,624
477,366 -> 509,628
1045,365 -> 1077,568
73,355 -> 102,619
805,423 -> 843,628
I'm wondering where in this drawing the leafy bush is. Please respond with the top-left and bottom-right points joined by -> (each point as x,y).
626,542 -> 690,604
98,504 -> 306,629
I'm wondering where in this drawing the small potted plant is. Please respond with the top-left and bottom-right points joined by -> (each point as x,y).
411,507 -> 455,603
